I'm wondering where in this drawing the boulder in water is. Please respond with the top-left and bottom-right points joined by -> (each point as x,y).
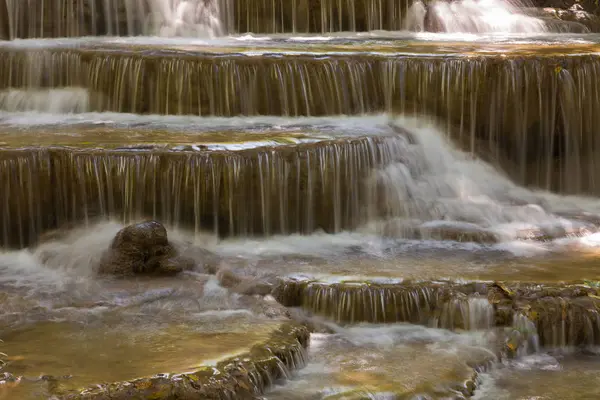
97,221 -> 195,276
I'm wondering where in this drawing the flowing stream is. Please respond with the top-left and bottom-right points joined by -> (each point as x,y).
1,0 -> 600,399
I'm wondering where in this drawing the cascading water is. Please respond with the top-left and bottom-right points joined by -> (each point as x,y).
1,0 -> 232,38
0,0 -> 586,38
1,0 -> 600,399
144,0 -> 229,37
407,0 -> 548,33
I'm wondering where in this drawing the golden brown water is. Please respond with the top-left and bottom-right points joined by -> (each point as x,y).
2,320 -> 278,393
0,236 -> 289,399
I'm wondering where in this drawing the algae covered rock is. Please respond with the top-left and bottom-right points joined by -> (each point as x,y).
97,221 -> 195,276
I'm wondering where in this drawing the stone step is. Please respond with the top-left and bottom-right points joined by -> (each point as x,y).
0,119 -> 405,248
3,39 -> 600,195
275,277 -> 600,349
4,322 -> 309,400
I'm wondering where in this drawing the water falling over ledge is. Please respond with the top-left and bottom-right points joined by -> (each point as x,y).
0,0 -> 593,38
0,0 -> 234,39
3,44 -> 598,194
275,278 -> 600,349
0,135 -> 403,248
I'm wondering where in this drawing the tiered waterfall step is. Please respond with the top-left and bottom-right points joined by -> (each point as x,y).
0,115 -> 407,247
3,38 -> 600,195
1,0 -> 597,39
275,277 -> 600,349
3,317 -> 309,399
4,39 -> 600,117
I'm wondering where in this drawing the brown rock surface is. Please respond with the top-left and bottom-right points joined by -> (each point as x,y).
97,221 -> 195,276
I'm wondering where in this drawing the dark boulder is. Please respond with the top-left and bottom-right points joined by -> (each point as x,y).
97,221 -> 195,276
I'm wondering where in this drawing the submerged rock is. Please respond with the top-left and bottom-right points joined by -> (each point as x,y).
213,263 -> 274,296
97,221 -> 195,276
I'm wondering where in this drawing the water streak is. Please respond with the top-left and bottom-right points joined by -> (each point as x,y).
431,296 -> 495,331
0,135 -> 401,248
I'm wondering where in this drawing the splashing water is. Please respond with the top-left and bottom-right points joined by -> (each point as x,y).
366,115 -> 600,242
145,0 -> 228,37
407,0 -> 547,33
0,88 -> 90,113
1,0 -> 230,39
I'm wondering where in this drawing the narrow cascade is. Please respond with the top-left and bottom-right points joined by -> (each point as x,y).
275,280 -> 443,324
144,0 -> 231,37
408,0 -> 548,33
526,296 -> 600,349
505,313 -> 540,357
431,296 -> 495,331
0,136 -> 402,248
0,0 -> 232,39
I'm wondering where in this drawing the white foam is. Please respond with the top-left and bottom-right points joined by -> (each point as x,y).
0,88 -> 90,113
144,0 -> 227,37
406,0 -> 548,34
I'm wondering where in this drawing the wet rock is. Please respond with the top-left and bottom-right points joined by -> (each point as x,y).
419,221 -> 499,244
530,4 -> 600,31
376,219 -> 500,244
63,323 -> 309,400
275,278 -> 600,349
216,266 -> 243,288
97,221 -> 195,276
216,265 -> 274,296
177,245 -> 222,274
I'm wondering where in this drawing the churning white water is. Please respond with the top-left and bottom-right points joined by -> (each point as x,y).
0,88 -> 90,113
406,0 -> 547,33
144,0 -> 229,37
365,115 -> 600,242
